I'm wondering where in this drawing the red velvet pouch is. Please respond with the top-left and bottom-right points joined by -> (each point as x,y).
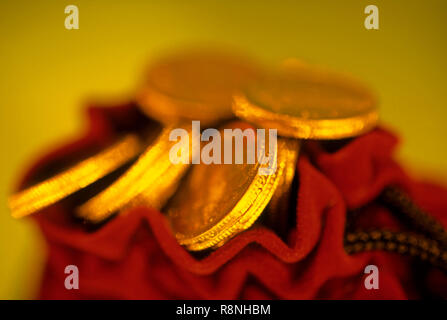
17,103 -> 447,299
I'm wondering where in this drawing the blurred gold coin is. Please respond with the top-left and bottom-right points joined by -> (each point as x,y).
166,122 -> 298,251
233,62 -> 378,139
77,123 -> 198,223
9,134 -> 143,219
137,50 -> 260,126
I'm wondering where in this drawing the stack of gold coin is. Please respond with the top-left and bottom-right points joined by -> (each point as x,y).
75,51 -> 264,224
232,61 -> 377,230
9,50 -> 265,228
231,61 -> 378,235
166,122 -> 299,251
76,123 -> 199,223
9,50 -> 379,253
135,51 -> 303,250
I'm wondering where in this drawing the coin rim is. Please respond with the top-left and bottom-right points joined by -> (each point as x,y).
232,93 -> 379,140
9,134 -> 142,219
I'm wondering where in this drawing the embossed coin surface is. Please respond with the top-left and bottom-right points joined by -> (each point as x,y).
233,63 -> 378,139
137,50 -> 260,125
166,121 -> 298,251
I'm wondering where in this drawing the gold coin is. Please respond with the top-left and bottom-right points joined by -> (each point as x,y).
9,134 -> 143,219
233,62 -> 378,139
77,123 -> 198,223
137,50 -> 260,126
165,121 -> 297,251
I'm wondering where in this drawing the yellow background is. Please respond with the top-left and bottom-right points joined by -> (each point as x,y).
0,0 -> 446,299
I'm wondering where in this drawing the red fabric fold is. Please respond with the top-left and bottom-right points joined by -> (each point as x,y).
17,103 -> 447,299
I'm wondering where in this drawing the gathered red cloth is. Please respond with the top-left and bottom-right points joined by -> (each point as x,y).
18,103 -> 447,299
